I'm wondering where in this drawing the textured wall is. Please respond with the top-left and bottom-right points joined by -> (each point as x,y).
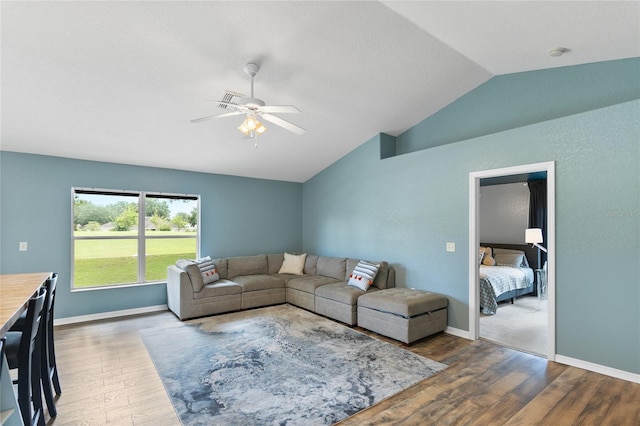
396,58 -> 640,155
0,153 -> 302,319
303,99 -> 639,374
479,183 -> 530,244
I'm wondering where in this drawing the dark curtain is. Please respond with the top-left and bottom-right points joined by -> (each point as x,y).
527,179 -> 547,267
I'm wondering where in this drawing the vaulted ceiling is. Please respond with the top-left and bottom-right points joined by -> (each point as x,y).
2,1 -> 638,182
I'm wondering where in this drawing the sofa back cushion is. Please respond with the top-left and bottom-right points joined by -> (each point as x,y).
266,253 -> 284,274
346,258 -> 390,289
227,254 -> 268,279
372,262 -> 391,289
175,259 -> 205,292
212,258 -> 228,279
316,256 -> 347,281
304,254 -> 319,276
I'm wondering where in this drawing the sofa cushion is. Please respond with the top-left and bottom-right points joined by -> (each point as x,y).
373,262 -> 390,289
266,253 -> 285,275
347,259 -> 390,289
316,256 -> 347,281
315,282 -> 380,305
358,288 -> 448,318
213,258 -> 228,279
193,280 -> 243,299
304,254 -> 319,276
279,252 -> 307,275
287,275 -> 341,293
175,259 -> 205,292
227,254 -> 268,279
232,275 -> 285,292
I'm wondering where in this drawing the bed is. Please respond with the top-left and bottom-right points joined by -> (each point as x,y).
479,243 -> 539,315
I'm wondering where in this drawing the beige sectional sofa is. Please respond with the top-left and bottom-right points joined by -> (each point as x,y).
166,252 -> 395,325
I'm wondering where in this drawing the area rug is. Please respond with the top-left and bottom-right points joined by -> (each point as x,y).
480,296 -> 547,356
141,304 -> 446,425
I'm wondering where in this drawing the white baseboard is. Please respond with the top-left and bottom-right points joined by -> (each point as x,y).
54,304 -> 168,326
554,355 -> 639,384
443,328 -> 638,384
445,326 -> 471,340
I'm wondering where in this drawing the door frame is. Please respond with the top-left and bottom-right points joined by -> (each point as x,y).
468,161 -> 556,360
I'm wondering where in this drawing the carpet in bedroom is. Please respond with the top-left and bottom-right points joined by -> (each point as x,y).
480,296 -> 547,356
140,304 -> 447,426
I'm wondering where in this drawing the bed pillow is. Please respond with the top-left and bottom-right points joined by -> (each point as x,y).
479,246 -> 493,256
494,252 -> 527,268
478,251 -> 485,265
479,247 -> 496,266
482,255 -> 496,266
348,260 -> 380,291
278,252 -> 307,275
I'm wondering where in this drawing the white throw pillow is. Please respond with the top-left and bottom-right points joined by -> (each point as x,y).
278,252 -> 307,275
193,256 -> 220,285
348,260 -> 380,291
196,259 -> 220,284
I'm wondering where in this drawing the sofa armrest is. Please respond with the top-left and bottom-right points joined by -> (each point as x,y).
167,265 -> 196,320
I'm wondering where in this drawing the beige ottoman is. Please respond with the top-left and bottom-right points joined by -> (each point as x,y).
357,288 -> 448,344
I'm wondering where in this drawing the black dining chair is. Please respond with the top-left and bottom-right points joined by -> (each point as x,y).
9,273 -> 61,418
40,273 -> 61,417
0,337 -> 5,381
4,287 -> 47,426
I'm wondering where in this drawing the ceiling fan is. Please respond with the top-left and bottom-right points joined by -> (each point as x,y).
191,63 -> 305,137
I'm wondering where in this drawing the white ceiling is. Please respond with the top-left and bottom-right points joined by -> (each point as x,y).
2,1 -> 639,183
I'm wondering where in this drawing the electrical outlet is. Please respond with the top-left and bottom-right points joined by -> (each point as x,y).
446,242 -> 455,252
19,241 -> 28,251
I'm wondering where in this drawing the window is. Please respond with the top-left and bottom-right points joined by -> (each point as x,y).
72,188 -> 199,289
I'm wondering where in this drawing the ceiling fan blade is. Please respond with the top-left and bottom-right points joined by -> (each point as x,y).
261,113 -> 306,135
259,105 -> 300,114
190,110 -> 244,123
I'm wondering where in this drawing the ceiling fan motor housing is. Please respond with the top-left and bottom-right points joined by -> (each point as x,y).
240,97 -> 266,109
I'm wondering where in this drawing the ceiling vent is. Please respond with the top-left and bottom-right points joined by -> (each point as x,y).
218,90 -> 244,110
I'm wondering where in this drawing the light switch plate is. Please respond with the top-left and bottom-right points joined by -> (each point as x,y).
446,242 -> 455,252
19,241 -> 28,251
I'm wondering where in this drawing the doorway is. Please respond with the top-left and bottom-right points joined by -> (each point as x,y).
469,162 -> 556,361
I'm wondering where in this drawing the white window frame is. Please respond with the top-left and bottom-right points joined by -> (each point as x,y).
71,187 -> 200,290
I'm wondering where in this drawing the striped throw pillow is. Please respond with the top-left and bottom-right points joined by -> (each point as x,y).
348,260 -> 380,291
194,257 -> 220,284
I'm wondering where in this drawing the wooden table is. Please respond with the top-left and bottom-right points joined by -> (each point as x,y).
0,272 -> 51,426
0,272 -> 51,337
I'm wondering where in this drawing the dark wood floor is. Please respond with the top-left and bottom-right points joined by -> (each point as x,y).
344,327 -> 640,425
49,309 -> 640,425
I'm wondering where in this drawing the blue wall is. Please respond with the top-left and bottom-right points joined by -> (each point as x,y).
303,62 -> 639,374
2,59 -> 638,376
396,58 -> 640,155
0,153 -> 302,319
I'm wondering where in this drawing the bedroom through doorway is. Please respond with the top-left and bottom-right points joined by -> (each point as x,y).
469,162 -> 555,361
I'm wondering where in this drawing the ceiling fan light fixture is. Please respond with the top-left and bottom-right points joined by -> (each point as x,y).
238,115 -> 266,138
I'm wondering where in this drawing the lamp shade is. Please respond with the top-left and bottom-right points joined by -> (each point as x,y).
525,228 -> 543,244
